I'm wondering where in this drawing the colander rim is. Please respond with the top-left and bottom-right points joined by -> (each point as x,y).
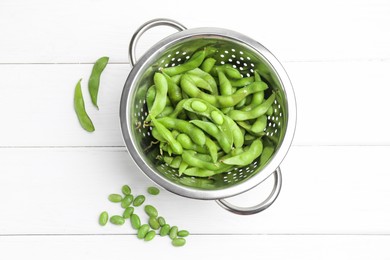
120,27 -> 297,200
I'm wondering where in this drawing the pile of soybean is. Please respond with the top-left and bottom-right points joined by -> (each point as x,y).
146,47 -> 276,177
99,185 -> 188,247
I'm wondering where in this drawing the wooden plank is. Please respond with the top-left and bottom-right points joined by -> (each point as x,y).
0,61 -> 390,146
0,235 -> 388,259
1,0 -> 390,63
0,146 -> 389,235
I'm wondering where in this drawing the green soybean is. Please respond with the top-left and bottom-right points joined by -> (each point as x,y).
178,230 -> 189,237
121,195 -> 133,208
169,226 -> 178,239
144,230 -> 156,241
108,194 -> 122,203
151,115 -> 183,155
172,238 -> 186,247
157,217 -> 166,226
160,224 -> 171,236
130,214 -> 141,229
88,56 -> 109,108
200,57 -> 216,73
109,215 -> 125,225
74,79 -> 95,132
144,205 -> 158,218
149,217 -> 160,230
228,92 -> 276,120
137,224 -> 150,239
222,139 -> 263,166
98,211 -> 108,226
133,195 -> 146,207
121,185 -> 131,196
123,207 -> 134,219
147,186 -> 160,195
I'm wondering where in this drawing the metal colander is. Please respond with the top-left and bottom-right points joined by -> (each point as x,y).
120,19 -> 296,215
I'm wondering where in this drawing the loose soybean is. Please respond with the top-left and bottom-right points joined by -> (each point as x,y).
130,214 -> 141,229
172,238 -> 186,247
110,215 -> 125,225
147,186 -> 160,195
144,205 -> 158,218
99,211 -> 108,226
108,194 -> 122,203
133,195 -> 146,207
169,226 -> 178,239
137,224 -> 150,239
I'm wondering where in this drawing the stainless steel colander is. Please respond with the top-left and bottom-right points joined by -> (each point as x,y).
120,18 -> 296,215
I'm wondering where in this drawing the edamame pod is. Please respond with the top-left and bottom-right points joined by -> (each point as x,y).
74,79 -> 95,132
88,56 -> 109,108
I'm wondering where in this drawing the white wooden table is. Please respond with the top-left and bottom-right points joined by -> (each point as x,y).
1,0 -> 390,258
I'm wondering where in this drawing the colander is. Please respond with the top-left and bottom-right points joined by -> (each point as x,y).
120,18 -> 296,215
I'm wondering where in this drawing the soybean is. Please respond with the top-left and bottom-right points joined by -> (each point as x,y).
108,194 -> 122,203
121,185 -> 131,196
130,214 -> 141,229
144,230 -> 156,241
110,215 -> 125,225
123,207 -> 134,219
172,238 -> 186,247
74,79 -> 95,132
144,205 -> 158,218
169,226 -> 178,239
121,195 -> 133,208
149,217 -> 160,230
137,224 -> 150,239
133,195 -> 146,207
160,224 -> 171,237
178,230 -> 189,237
88,56 -> 109,108
147,186 -> 160,195
157,217 -> 166,226
98,211 -> 108,226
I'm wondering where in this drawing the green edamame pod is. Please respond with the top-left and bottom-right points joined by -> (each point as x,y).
163,49 -> 206,76
156,117 -> 206,146
146,73 -> 168,121
156,106 -> 174,118
260,146 -> 275,165
190,120 -> 232,153
187,68 -> 218,95
146,85 -> 156,111
205,137 -> 218,163
251,115 -> 267,133
222,139 -> 263,166
178,160 -> 189,176
88,56 -> 109,109
200,57 -> 216,73
151,115 -> 183,154
182,150 -> 225,171
230,76 -> 254,87
74,79 -> 95,132
186,73 -> 213,93
217,68 -> 233,96
171,74 -> 182,85
228,92 -> 276,121
181,75 -> 267,108
225,116 -> 244,148
266,106 -> 274,116
162,72 -> 182,106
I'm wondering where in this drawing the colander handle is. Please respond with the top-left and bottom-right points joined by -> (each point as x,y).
216,167 -> 282,215
129,18 -> 187,66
